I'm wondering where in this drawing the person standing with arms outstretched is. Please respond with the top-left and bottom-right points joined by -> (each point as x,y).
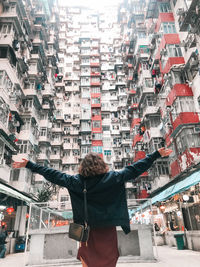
13,147 -> 172,267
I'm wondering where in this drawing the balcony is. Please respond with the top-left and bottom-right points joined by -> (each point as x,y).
42,103 -> 50,110
132,134 -> 143,147
113,155 -> 122,162
80,127 -> 91,132
171,112 -> 200,137
166,84 -> 193,106
0,33 -> 14,47
90,62 -> 100,67
37,153 -> 49,161
90,82 -> 101,86
51,127 -> 62,133
50,154 -> 61,160
63,143 -> 73,150
120,125 -> 130,132
142,106 -> 159,118
91,103 -> 101,108
70,130 -> 79,135
51,140 -> 63,146
80,139 -> 91,145
38,135 -> 51,143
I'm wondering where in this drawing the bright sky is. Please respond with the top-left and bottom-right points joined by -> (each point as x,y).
58,0 -> 123,11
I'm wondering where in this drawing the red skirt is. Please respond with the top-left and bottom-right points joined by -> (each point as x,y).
77,226 -> 119,267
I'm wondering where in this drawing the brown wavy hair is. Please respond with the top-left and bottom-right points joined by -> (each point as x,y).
78,152 -> 109,177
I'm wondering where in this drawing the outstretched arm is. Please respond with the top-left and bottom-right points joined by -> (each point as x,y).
12,159 -> 78,189
118,148 -> 172,182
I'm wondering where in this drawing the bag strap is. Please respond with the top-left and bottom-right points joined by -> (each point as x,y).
83,180 -> 88,227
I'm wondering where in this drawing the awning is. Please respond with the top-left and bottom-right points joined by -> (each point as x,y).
132,169 -> 200,213
152,169 -> 200,204
0,183 -> 36,204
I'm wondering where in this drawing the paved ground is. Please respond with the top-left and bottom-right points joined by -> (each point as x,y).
0,246 -> 200,267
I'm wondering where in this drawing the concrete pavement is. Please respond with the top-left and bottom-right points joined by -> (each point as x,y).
0,246 -> 200,267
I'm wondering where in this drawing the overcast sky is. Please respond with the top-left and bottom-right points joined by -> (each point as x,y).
58,0 -> 123,10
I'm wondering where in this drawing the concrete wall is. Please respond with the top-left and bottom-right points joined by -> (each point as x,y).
157,231 -> 200,252
27,224 -> 155,265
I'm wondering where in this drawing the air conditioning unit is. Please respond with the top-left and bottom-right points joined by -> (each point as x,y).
194,126 -> 200,133
176,8 -> 185,16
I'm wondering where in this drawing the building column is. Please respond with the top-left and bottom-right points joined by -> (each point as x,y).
14,205 -> 27,236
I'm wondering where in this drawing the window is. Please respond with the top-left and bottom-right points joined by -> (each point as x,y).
24,99 -> 33,109
40,128 -> 47,136
92,97 -> 100,104
0,23 -> 12,34
92,108 -> 101,116
104,150 -> 111,156
155,161 -> 169,175
17,140 -> 28,154
92,146 -> 102,153
60,196 -> 69,202
176,128 -> 200,154
172,97 -> 195,120
92,120 -> 101,128
172,71 -> 185,84
102,125 -> 110,131
12,169 -> 20,181
21,118 -> 31,130
144,78 -> 153,88
163,22 -> 176,34
91,87 -> 100,93
91,77 -> 100,83
149,138 -> 163,152
159,2 -> 171,12
145,95 -> 156,106
92,133 -> 102,140
81,146 -> 90,154
168,44 -> 182,57
0,70 -> 13,91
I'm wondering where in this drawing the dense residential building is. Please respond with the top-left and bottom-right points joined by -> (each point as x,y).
119,0 -> 200,232
0,0 -> 200,250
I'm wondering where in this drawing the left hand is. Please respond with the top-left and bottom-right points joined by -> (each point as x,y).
12,158 -> 28,169
158,147 -> 173,157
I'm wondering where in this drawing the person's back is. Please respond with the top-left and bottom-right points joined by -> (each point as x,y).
13,147 -> 172,267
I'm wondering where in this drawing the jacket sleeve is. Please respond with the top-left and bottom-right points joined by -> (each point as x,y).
26,161 -> 78,189
118,151 -> 161,182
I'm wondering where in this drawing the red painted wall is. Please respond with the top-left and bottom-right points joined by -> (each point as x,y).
134,151 -> 146,162
131,118 -> 141,129
172,112 -> 200,131
170,159 -> 180,178
132,134 -> 143,147
170,147 -> 200,178
160,57 -> 185,74
155,34 -> 180,60
166,84 -> 193,106
155,13 -> 175,32
92,140 -> 103,146
91,115 -> 101,120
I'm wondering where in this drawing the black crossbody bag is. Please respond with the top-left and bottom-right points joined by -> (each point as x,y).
68,180 -> 90,242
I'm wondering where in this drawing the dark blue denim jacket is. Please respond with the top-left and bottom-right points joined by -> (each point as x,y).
26,151 -> 161,233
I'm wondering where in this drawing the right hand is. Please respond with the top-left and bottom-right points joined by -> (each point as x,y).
12,158 -> 28,169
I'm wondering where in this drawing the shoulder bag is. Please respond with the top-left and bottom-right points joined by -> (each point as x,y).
68,180 -> 90,242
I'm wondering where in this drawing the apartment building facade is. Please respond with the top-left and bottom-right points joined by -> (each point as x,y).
119,0 -> 200,233
1,0 -> 200,242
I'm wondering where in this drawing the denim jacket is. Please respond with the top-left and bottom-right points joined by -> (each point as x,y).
26,150 -> 161,233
